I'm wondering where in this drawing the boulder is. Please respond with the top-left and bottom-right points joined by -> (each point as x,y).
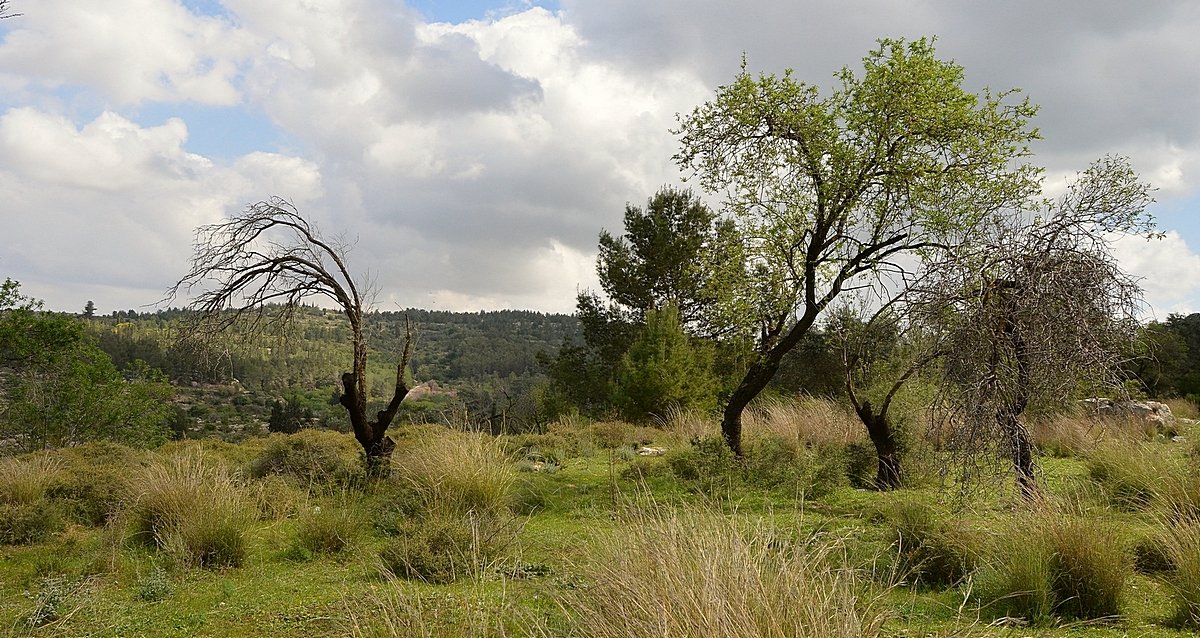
1080,397 -> 1174,427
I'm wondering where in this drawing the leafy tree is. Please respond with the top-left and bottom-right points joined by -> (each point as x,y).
547,188 -> 741,417
674,38 -> 1041,454
82,300 -> 96,318
598,187 -> 744,336
613,305 -> 718,422
0,279 -> 172,450
168,198 -> 416,474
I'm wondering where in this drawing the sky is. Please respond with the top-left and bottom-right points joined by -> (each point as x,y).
0,0 -> 1198,319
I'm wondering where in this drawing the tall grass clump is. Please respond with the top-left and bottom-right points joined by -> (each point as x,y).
0,454 -> 64,544
376,431 -> 518,583
126,453 -> 252,568
288,502 -> 364,559
248,429 -> 364,490
743,396 -> 864,447
1086,439 -> 1183,511
976,512 -> 1129,622
556,503 -> 888,638
1157,520 -> 1200,625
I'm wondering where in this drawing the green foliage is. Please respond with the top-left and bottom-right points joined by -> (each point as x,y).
884,497 -> 980,587
290,504 -> 363,557
378,514 -> 491,584
268,394 -> 313,434
1,279 -> 173,450
666,433 -> 847,496
597,186 -> 744,335
135,563 -> 173,602
0,455 -> 65,544
613,305 -> 719,422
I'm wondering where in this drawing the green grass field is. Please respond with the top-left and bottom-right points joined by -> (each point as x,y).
3,404 -> 1200,637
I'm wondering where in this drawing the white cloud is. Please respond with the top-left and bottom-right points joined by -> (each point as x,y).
1113,231 -> 1200,317
0,0 -> 251,105
2,0 -> 1200,319
0,107 -> 321,311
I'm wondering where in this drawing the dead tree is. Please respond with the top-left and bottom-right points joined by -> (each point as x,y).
167,197 -> 414,474
916,156 -> 1155,498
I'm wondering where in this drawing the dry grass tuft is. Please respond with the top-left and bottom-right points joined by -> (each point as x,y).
557,502 -> 889,638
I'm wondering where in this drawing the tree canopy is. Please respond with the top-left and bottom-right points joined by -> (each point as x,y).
674,37 -> 1042,454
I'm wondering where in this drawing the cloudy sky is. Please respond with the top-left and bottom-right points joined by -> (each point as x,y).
1,0 -> 1198,318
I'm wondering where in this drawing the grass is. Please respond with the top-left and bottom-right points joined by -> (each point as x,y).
1,401 -> 1199,637
125,452 -> 253,568
556,501 -> 889,638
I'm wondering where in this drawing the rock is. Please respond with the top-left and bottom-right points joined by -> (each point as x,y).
637,446 -> 666,456
1081,398 -> 1174,427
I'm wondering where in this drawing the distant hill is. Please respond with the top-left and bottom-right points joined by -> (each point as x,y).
86,306 -> 580,394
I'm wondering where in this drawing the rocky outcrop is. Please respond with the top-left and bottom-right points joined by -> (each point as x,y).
1080,397 -> 1174,427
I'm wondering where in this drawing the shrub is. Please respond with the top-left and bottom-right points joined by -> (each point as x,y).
555,503 -> 888,638
126,453 -> 252,568
135,564 -> 173,602
0,502 -> 64,545
885,498 -> 979,587
389,431 -> 516,518
292,504 -> 363,556
248,429 -> 364,490
378,513 -> 502,584
977,513 -> 1129,622
0,455 -> 64,544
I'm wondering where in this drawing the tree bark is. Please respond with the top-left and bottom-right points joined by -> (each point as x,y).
854,400 -> 903,490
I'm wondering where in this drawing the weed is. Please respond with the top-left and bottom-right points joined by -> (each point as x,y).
885,497 -> 979,587
135,563 -> 173,602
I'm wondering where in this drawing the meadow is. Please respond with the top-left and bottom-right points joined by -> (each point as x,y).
3,397 -> 1200,637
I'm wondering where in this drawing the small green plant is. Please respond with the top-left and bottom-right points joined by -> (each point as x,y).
22,576 -> 75,629
135,564 -> 173,602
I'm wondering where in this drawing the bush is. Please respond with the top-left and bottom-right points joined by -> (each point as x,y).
555,503 -> 888,638
0,502 -> 64,545
977,513 -> 1129,622
248,429 -> 364,490
126,453 -> 252,568
388,431 -> 516,518
885,498 -> 979,587
47,442 -> 142,526
0,455 -> 64,544
378,513 -> 501,584
292,504 -> 363,556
